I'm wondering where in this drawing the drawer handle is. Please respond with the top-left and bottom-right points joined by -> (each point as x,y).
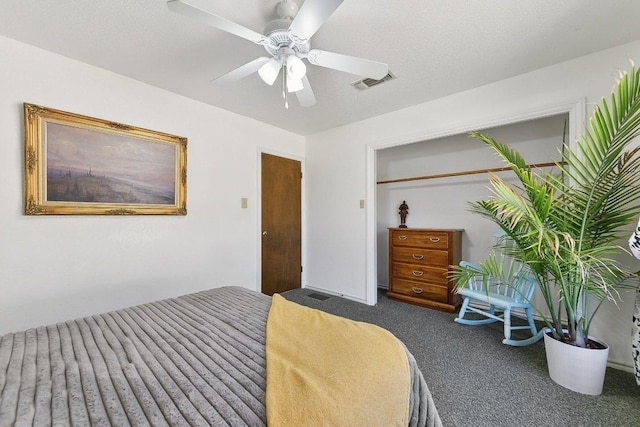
398,235 -> 408,240
412,254 -> 424,260
411,287 -> 424,294
429,237 -> 440,242
412,271 -> 424,277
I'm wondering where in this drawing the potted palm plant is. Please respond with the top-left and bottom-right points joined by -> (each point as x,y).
453,64 -> 640,395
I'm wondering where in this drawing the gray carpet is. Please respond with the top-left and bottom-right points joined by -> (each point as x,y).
282,288 -> 640,427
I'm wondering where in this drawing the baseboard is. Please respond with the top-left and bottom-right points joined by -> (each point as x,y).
606,359 -> 635,373
302,285 -> 367,304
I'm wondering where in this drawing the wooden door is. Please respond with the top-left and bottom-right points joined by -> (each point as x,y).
261,153 -> 302,295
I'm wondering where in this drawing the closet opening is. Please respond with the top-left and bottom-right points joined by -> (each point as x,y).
372,112 -> 572,311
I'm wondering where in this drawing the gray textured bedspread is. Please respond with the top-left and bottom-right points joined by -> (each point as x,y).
0,286 -> 440,426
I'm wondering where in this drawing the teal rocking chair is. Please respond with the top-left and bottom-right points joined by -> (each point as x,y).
454,252 -> 543,346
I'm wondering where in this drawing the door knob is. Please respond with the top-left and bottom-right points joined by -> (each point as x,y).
262,231 -> 268,236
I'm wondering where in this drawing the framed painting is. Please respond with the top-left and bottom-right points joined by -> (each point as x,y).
23,103 -> 187,215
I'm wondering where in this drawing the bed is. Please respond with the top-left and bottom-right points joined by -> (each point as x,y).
0,286 -> 441,426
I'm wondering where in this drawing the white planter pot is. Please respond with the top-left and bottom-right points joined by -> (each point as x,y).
543,329 -> 609,395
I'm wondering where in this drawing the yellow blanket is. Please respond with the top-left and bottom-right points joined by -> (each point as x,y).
266,294 -> 411,426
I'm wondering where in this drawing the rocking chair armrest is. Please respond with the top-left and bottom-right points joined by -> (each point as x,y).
459,260 -> 482,272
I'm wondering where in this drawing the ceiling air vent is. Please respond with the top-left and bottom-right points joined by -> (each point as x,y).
351,72 -> 395,90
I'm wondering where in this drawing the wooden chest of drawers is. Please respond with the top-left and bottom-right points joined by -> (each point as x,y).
388,228 -> 463,312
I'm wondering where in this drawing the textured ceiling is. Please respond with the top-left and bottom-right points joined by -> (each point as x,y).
1,0 -> 640,135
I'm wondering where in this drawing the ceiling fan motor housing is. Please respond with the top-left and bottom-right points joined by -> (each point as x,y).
263,1 -> 309,58
263,20 -> 310,57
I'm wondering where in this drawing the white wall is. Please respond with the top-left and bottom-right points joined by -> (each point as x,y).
305,40 -> 640,368
0,36 -> 304,335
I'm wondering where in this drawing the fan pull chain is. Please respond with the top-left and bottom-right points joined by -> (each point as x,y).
282,64 -> 286,99
283,64 -> 289,109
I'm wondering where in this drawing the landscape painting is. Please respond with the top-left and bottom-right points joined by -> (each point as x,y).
46,123 -> 177,205
24,103 -> 187,215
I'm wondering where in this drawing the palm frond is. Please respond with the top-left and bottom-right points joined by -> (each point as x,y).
465,64 -> 640,345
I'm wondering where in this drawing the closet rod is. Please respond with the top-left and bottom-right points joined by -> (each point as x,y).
377,161 -> 561,185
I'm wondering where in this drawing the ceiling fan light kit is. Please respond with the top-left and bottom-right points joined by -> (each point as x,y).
287,75 -> 304,93
258,58 -> 282,86
167,0 -> 388,109
286,54 -> 306,80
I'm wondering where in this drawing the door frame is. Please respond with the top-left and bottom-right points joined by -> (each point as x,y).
257,147 -> 306,293
365,99 -> 586,306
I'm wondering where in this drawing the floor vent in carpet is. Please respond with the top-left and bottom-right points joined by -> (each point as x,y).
307,293 -> 331,301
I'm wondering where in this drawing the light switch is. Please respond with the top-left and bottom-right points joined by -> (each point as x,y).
359,199 -> 365,209
241,198 -> 248,209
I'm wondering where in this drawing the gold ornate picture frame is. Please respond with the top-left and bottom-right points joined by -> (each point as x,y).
24,103 -> 187,215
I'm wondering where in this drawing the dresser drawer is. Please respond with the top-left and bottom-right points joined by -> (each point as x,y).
392,247 -> 449,267
392,262 -> 448,284
392,278 -> 449,303
390,230 -> 449,249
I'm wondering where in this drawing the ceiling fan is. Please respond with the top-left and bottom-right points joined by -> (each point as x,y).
167,0 -> 389,108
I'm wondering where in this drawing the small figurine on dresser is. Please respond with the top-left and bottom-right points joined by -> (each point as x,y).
398,200 -> 409,228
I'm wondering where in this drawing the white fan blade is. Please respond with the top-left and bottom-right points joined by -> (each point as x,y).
211,57 -> 271,84
288,0 -> 344,42
307,49 -> 388,79
168,0 -> 268,45
296,76 -> 317,107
